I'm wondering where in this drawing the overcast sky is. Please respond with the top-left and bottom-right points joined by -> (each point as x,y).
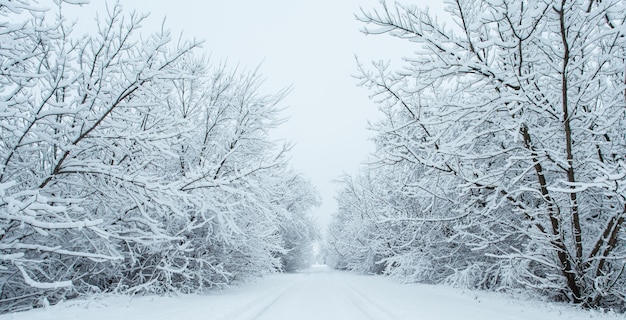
68,0 -> 447,228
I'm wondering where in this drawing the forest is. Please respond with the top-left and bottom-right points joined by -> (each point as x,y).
0,0 -> 318,313
325,0 -> 626,310
2,0 -> 626,314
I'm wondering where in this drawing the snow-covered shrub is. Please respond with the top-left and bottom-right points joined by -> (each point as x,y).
329,0 -> 626,310
0,1 -> 318,313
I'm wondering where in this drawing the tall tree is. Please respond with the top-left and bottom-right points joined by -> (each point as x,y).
0,1 -> 199,310
330,0 -> 626,309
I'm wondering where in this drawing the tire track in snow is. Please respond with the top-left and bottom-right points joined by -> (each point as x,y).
243,281 -> 300,320
339,276 -> 404,320
214,272 -> 310,320
217,267 -> 404,320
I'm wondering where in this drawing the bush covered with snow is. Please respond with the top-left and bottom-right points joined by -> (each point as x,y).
0,1 -> 318,313
326,0 -> 626,311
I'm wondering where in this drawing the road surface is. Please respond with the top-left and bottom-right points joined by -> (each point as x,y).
3,265 -> 619,320
225,265 -> 402,320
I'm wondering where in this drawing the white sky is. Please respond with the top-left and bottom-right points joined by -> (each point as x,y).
66,0 -> 448,229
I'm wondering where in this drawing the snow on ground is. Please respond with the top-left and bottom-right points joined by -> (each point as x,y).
2,265 -> 624,320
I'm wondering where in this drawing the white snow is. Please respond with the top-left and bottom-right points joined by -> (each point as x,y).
2,265 -> 623,320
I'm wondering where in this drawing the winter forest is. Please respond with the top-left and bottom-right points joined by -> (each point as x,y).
2,0 -> 626,315
0,0 -> 320,313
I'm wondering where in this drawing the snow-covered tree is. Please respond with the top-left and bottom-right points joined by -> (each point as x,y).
271,173 -> 320,272
0,1 -> 319,312
162,55 -> 319,282
326,174 -> 386,274
0,1 -> 200,310
329,0 -> 626,309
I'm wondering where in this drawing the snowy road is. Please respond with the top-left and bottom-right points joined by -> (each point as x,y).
3,265 -> 622,320
235,265 -> 401,320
